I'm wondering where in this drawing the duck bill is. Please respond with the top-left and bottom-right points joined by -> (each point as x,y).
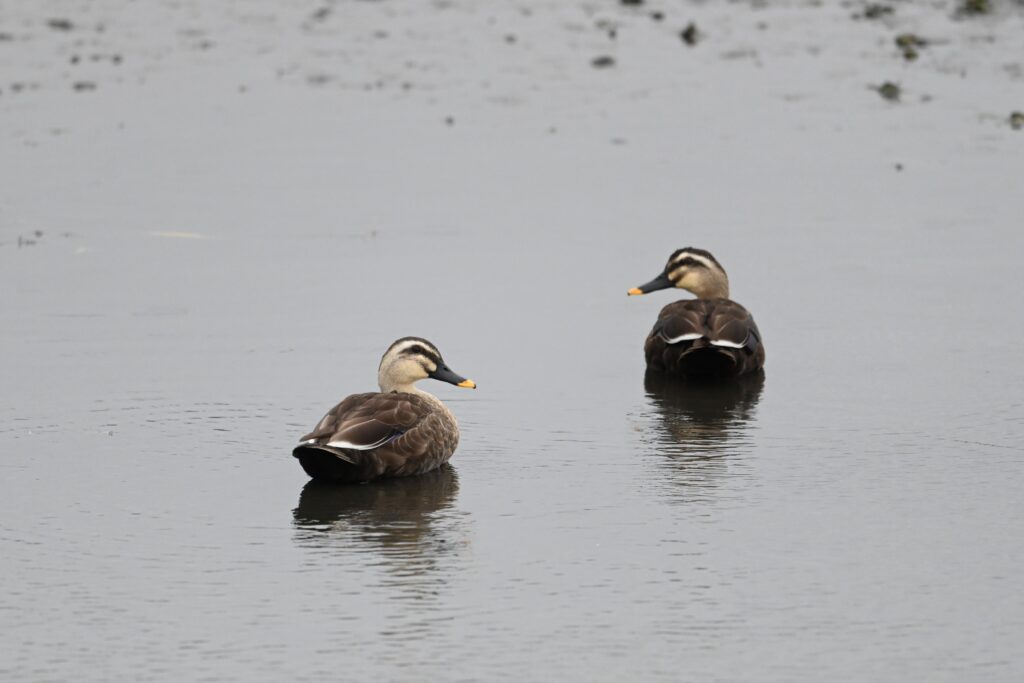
429,363 -> 477,389
628,273 -> 673,296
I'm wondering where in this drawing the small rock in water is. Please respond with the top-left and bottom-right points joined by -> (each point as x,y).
1010,111 -> 1024,130
72,81 -> 97,92
620,0 -> 644,5
875,81 -> 900,101
650,11 -> 664,22
46,18 -> 74,31
445,116 -> 455,126
680,22 -> 700,46
591,55 -> 616,68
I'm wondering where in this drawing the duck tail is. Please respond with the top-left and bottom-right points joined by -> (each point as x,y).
678,344 -> 739,378
292,445 -> 372,483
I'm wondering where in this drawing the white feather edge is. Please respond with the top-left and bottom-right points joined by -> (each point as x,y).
661,333 -> 747,349
663,333 -> 704,343
324,439 -> 381,450
299,436 -> 391,451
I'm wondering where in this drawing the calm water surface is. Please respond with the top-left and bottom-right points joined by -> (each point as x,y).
2,1 -> 1023,680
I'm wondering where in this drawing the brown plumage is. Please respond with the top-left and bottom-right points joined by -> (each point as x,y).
644,299 -> 764,377
292,337 -> 475,484
629,248 -> 765,379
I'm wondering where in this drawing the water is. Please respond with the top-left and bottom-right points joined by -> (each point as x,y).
2,1 -> 1023,680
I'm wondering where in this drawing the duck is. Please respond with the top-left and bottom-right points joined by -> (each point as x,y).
628,247 -> 765,378
292,337 -> 476,483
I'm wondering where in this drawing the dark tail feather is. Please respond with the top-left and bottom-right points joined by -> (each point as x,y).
678,346 -> 738,378
293,445 -> 372,484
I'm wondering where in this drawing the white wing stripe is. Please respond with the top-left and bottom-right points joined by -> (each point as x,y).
325,434 -> 395,450
323,440 -> 376,450
710,339 -> 745,349
663,332 -> 704,344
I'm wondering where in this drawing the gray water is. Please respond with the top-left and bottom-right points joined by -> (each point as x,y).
2,1 -> 1023,680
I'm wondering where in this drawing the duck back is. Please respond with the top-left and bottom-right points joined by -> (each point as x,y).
644,298 -> 765,378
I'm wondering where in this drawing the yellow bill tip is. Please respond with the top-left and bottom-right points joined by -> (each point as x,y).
457,379 -> 477,389
627,288 -> 644,296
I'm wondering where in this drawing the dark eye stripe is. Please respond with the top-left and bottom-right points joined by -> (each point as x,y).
666,247 -> 724,272
669,256 -> 706,270
403,344 -> 442,366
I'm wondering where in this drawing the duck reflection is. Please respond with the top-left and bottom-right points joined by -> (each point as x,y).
643,371 -> 765,497
293,465 -> 464,581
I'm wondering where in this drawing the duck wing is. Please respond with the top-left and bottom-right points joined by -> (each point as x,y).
294,392 -> 448,483
299,392 -> 419,449
704,299 -> 762,353
645,299 -> 765,377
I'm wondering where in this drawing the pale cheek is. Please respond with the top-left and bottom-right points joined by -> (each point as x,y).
677,272 -> 699,290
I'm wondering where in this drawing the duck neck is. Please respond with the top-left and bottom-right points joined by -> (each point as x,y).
378,379 -> 439,403
689,271 -> 730,299
695,283 -> 729,299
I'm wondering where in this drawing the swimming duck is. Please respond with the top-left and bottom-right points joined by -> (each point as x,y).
628,248 -> 765,378
293,337 -> 476,483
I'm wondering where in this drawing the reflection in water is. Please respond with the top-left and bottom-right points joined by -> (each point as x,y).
293,465 -> 466,601
642,371 -> 765,499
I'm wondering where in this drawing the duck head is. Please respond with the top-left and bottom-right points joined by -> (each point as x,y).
377,337 -> 476,393
628,247 -> 730,300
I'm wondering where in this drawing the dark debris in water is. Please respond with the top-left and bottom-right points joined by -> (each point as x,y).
874,81 -> 901,101
895,33 -> 928,60
895,34 -> 928,49
46,18 -> 74,31
958,0 -> 991,16
595,19 -> 617,40
591,55 -> 616,68
17,230 -> 45,248
680,22 -> 700,46
72,81 -> 97,92
858,4 -> 894,20
1010,111 -> 1024,130
10,82 -> 41,94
